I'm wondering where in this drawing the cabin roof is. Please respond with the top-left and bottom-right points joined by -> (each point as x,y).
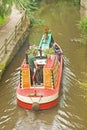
38,33 -> 52,50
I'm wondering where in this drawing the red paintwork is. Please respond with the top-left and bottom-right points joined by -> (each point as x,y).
16,44 -> 64,111
17,84 -> 58,97
17,98 -> 58,110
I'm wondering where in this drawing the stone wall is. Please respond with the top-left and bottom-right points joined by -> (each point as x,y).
81,0 -> 87,9
80,0 -> 87,17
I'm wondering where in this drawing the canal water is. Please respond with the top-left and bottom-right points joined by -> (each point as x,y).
0,1 -> 87,130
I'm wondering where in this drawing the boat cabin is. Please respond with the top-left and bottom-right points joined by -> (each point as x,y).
20,54 -> 59,89
20,32 -> 62,89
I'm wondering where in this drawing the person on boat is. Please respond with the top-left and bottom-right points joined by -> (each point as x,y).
53,42 -> 63,61
28,49 -> 41,85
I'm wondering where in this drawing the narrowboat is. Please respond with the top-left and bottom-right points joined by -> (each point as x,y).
16,28 -> 64,111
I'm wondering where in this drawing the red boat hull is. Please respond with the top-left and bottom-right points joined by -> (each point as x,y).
17,98 -> 58,110
16,42 -> 64,111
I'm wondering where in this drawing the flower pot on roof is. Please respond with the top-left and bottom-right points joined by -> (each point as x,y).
44,47 -> 54,58
44,33 -> 48,39
44,26 -> 51,39
26,45 -> 38,55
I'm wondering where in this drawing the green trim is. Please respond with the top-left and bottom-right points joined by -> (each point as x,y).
38,33 -> 52,50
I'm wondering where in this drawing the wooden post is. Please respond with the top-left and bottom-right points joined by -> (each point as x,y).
25,10 -> 27,20
21,16 -> 23,30
5,38 -> 7,54
15,25 -> 17,38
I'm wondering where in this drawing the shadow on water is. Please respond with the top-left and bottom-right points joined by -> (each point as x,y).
0,1 -> 87,130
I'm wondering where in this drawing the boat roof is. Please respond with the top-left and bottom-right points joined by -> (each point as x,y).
38,33 -> 52,50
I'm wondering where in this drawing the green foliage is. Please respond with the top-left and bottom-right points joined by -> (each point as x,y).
73,0 -> 80,5
80,82 -> 87,100
26,44 -> 38,55
78,17 -> 87,35
0,0 -> 13,18
0,17 -> 8,25
56,0 -> 80,7
15,0 -> 38,23
80,35 -> 87,45
0,64 -> 5,70
44,47 -> 54,57
80,73 -> 87,100
78,17 -> 87,45
15,0 -> 43,26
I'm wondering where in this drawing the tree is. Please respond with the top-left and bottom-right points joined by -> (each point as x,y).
0,0 -> 13,18
15,0 -> 39,24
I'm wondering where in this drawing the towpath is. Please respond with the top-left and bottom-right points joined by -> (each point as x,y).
0,5 -> 22,46
0,5 -> 28,80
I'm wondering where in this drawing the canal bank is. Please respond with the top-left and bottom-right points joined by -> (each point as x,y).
0,6 -> 30,80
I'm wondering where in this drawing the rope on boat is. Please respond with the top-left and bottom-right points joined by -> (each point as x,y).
28,91 -> 43,111
28,91 -> 43,103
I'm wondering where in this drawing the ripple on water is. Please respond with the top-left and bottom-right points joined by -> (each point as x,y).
12,110 -> 53,130
50,56 -> 86,130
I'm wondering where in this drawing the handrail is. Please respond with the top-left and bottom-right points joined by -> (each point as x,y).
0,11 -> 28,61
